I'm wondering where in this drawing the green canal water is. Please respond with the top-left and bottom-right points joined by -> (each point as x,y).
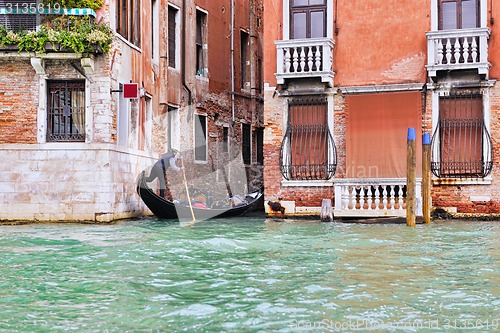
0,217 -> 499,332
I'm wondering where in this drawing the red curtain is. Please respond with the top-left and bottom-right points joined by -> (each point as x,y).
346,92 -> 422,178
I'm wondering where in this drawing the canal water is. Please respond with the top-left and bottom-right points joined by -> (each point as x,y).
0,217 -> 499,332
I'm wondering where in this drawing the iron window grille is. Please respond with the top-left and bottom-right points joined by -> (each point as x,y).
47,80 -> 85,142
431,91 -> 492,178
280,97 -> 337,180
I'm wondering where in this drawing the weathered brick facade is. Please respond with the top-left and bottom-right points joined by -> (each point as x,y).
0,0 -> 264,222
263,0 -> 500,218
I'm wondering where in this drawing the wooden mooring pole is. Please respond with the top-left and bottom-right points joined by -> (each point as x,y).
406,128 -> 416,227
320,199 -> 333,222
422,133 -> 431,224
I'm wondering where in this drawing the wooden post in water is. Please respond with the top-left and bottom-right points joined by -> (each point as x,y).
406,128 -> 416,227
320,199 -> 333,222
422,133 -> 431,224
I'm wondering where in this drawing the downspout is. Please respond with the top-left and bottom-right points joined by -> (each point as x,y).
182,0 -> 192,107
230,0 -> 235,128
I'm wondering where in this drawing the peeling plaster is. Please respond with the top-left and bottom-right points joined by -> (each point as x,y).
382,53 -> 426,81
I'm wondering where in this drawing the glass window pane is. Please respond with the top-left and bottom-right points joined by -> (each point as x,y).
310,11 -> 325,38
293,12 -> 307,39
442,2 -> 457,30
462,0 -> 478,28
293,0 -> 308,6
309,0 -> 325,4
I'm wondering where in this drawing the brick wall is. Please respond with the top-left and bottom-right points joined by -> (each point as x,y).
0,61 -> 38,144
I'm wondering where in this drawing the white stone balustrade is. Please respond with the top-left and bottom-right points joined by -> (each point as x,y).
334,178 -> 422,217
427,28 -> 490,77
275,38 -> 335,87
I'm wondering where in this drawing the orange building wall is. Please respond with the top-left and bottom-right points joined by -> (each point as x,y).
334,0 -> 429,86
263,0 -> 282,87
486,2 -> 500,79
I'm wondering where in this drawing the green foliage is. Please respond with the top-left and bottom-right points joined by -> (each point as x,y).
43,0 -> 103,10
0,21 -> 113,54
0,0 -> 108,52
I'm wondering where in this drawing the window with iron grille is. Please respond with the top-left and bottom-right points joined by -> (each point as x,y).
242,123 -> 251,165
280,97 -> 337,180
439,0 -> 479,30
431,91 -> 492,178
47,81 -> 85,142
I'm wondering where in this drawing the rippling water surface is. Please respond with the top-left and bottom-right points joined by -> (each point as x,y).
0,217 -> 499,332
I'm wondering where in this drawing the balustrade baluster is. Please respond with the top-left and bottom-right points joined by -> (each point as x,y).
367,186 -> 373,210
445,39 -> 452,64
390,185 -> 395,210
359,187 -> 365,210
454,38 -> 461,63
437,39 -> 444,64
374,187 -> 380,211
284,48 -> 291,73
397,186 -> 404,210
342,186 -> 350,210
382,186 -> 388,210
307,47 -> 313,72
292,47 -> 299,72
463,38 -> 470,64
471,37 -> 478,63
299,47 -> 306,72
315,46 -> 321,71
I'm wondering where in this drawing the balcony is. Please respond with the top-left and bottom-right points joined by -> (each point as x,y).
426,28 -> 491,78
334,178 -> 422,218
275,37 -> 335,87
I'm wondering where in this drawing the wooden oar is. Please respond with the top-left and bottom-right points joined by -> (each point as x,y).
180,156 -> 195,222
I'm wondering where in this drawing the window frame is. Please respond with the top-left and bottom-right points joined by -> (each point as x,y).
242,123 -> 251,165
438,0 -> 480,30
116,0 -> 141,47
280,96 -> 337,181
168,5 -> 179,69
46,80 -> 86,142
195,8 -> 208,77
430,89 -> 493,180
290,0 -> 327,39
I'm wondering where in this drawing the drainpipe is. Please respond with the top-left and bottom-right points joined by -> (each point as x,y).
182,0 -> 192,107
230,0 -> 235,129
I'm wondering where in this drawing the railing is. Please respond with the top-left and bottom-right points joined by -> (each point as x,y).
426,28 -> 490,77
275,37 -> 335,87
334,178 -> 422,217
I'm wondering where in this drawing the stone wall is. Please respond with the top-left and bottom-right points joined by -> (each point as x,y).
0,144 -> 153,222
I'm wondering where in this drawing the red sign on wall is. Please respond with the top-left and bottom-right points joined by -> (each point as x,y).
123,83 -> 139,99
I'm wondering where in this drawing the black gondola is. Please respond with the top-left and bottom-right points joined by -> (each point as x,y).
137,171 -> 264,221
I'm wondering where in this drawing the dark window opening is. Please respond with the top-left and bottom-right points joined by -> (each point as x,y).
196,10 -> 207,76
195,114 -> 207,161
256,127 -> 264,165
242,123 -> 251,165
240,31 -> 250,89
222,127 -> 229,153
116,0 -> 141,47
168,6 -> 178,68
